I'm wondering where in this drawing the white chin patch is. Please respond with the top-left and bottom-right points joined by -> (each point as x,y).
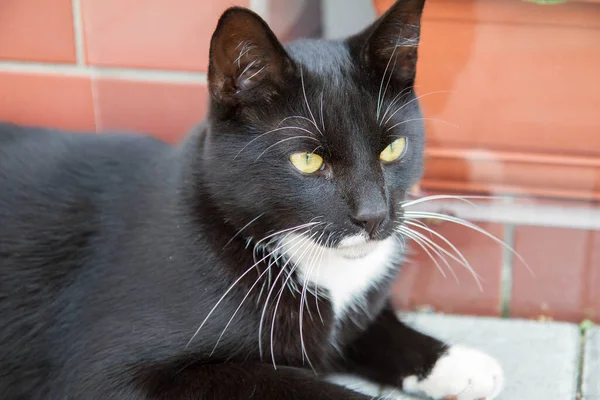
337,235 -> 380,259
280,233 -> 400,316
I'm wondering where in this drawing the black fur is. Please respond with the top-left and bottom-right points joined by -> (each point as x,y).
0,1 -> 449,399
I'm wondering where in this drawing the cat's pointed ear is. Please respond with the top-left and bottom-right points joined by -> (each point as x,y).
208,7 -> 295,105
348,0 -> 426,85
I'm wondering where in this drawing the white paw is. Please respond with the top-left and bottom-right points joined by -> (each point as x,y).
402,345 -> 504,400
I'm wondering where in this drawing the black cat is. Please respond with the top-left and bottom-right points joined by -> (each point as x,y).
0,1 -> 503,399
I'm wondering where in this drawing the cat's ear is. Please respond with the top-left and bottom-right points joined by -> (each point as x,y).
208,7 -> 295,105
348,0 -> 426,85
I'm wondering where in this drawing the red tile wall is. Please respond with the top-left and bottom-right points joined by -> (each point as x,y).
511,226 -> 600,322
0,0 -> 319,140
0,71 -> 95,131
81,0 -> 245,71
92,79 -> 208,144
0,0 -> 77,63
392,222 -> 505,317
392,194 -> 600,324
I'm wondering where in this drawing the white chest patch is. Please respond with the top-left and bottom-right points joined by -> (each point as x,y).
280,234 -> 400,317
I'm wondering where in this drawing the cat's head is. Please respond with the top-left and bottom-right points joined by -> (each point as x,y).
201,0 -> 426,258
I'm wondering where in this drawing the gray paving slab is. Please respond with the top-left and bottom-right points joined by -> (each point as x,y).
583,327 -> 599,400
343,313 -> 581,400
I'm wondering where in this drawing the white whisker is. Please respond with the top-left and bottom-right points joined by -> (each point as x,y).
405,211 -> 532,274
186,223 -> 317,348
298,229 -> 327,365
405,219 -> 474,271
319,90 -> 325,131
387,117 -> 458,133
299,68 -> 323,137
277,116 -> 319,136
235,126 -> 318,160
403,218 -> 434,239
399,224 -> 482,288
396,227 -> 450,280
380,37 -> 414,122
380,54 -> 399,121
298,231 -> 322,317
383,90 -> 454,126
255,136 -> 320,161
376,37 -> 401,121
405,220 -> 479,285
256,226 -> 321,357
266,232 -> 319,370
254,221 -> 321,250
314,231 -> 331,323
380,86 -> 413,126
223,214 -> 264,249
296,230 -> 325,366
209,260 -> 273,356
313,231 -> 332,324
234,127 -> 295,159
401,194 -> 504,208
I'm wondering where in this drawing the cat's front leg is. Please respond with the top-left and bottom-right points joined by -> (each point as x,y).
338,305 -> 503,400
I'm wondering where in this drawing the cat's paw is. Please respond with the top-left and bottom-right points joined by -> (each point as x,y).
402,345 -> 503,400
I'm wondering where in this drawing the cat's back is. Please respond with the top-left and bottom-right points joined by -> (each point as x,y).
0,121 -> 175,277
0,122 -> 171,244
0,123 -> 175,394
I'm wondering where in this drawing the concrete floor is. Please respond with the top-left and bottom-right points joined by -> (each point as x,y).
342,313 -> 596,399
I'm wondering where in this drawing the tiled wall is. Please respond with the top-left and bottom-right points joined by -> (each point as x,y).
0,0 -> 320,142
392,194 -> 600,323
2,0 -> 599,324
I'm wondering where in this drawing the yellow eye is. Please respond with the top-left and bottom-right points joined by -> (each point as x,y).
290,152 -> 324,174
380,137 -> 407,163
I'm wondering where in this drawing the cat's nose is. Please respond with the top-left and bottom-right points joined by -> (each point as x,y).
353,206 -> 389,237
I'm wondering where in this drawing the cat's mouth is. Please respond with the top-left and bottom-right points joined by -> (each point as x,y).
336,235 -> 382,259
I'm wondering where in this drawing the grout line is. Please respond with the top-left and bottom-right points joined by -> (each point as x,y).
499,223 -> 515,318
71,0 -> 86,66
411,199 -> 600,231
0,61 -> 207,84
575,327 -> 587,400
70,0 -> 100,131
86,66 -> 207,84
89,70 -> 101,133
